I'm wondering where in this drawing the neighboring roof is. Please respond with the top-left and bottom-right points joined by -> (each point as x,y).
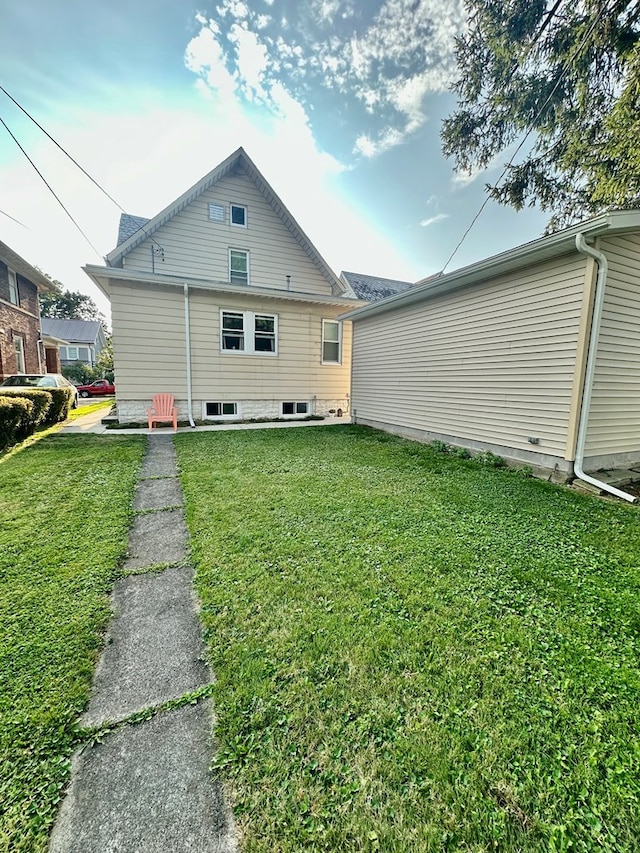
40,318 -> 103,345
340,271 -> 414,301
117,214 -> 151,247
0,240 -> 57,293
41,333 -> 69,347
83,264 -> 367,309
340,209 -> 640,321
105,147 -> 347,296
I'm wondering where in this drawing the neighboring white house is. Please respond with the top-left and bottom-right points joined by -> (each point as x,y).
341,210 -> 640,488
83,147 -> 366,424
40,318 -> 107,368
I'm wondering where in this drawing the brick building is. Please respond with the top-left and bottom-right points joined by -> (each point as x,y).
0,240 -> 58,379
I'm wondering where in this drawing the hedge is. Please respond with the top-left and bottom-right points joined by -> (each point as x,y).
0,396 -> 33,451
0,389 -> 53,436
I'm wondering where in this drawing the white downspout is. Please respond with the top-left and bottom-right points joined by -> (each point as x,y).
574,234 -> 635,503
183,284 -> 196,428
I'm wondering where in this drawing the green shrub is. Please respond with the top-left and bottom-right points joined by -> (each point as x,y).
430,439 -> 450,454
474,449 -> 506,468
0,389 -> 52,436
0,396 -> 33,450
36,388 -> 73,425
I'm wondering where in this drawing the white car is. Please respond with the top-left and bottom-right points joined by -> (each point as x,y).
0,373 -> 80,408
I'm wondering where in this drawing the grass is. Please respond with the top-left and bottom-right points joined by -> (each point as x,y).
0,434 -> 145,852
175,425 -> 640,853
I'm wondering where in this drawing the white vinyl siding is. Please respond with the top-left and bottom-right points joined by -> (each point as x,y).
584,234 -> 640,458
123,173 -> 335,296
351,255 -> 587,459
109,280 -> 352,403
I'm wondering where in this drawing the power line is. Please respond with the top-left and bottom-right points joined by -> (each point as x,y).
0,85 -> 162,251
440,0 -> 614,275
0,115 -> 103,257
0,208 -> 27,227
0,84 -> 126,214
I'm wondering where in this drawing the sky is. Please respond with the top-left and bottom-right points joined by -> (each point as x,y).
0,0 -> 550,322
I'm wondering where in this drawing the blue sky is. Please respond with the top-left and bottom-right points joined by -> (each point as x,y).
0,0 -> 549,319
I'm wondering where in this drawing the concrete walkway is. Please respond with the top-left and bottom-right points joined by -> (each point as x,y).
49,434 -> 237,853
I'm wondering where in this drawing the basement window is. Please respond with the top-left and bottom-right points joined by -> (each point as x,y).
204,401 -> 239,419
282,401 -> 309,416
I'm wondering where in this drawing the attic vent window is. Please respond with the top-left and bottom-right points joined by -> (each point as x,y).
208,203 -> 224,222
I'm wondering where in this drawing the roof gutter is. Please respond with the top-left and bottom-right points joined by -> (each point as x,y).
183,284 -> 195,428
573,234 -> 635,503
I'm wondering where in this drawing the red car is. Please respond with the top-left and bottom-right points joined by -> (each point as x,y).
76,379 -> 116,397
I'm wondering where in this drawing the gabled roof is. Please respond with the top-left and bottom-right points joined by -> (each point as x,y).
340,271 -> 414,301
0,240 -> 57,293
340,209 -> 640,321
105,147 -> 347,296
40,318 -> 104,345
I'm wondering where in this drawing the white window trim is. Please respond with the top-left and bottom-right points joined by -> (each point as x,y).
220,309 -> 278,357
229,248 -> 249,285
281,401 -> 310,417
230,203 -> 247,228
8,268 -> 18,305
321,319 -> 342,365
202,401 -> 241,420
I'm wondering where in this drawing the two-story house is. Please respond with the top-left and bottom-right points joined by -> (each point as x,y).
83,147 -> 365,424
0,240 -> 58,379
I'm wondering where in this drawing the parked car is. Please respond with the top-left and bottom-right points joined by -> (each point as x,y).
76,379 -> 116,397
0,373 -> 79,408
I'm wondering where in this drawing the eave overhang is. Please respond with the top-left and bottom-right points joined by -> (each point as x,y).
339,209 -> 640,322
0,241 -> 57,293
82,264 -> 365,310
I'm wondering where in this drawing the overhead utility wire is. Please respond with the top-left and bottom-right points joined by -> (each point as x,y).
440,0 -> 613,275
0,85 -> 162,250
0,115 -> 102,257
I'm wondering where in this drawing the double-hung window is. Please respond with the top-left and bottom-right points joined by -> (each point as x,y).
229,249 -> 249,285
322,320 -> 341,364
221,310 -> 277,355
8,269 -> 18,305
14,336 -> 25,372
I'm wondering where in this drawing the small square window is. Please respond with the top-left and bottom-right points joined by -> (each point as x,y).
231,204 -> 247,227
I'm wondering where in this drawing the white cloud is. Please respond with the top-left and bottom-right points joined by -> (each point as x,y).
420,213 -> 449,227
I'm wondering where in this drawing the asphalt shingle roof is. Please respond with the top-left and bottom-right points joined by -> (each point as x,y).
40,318 -> 102,345
340,271 -> 415,302
117,214 -> 151,247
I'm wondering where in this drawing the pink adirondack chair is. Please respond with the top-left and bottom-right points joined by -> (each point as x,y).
147,394 -> 178,430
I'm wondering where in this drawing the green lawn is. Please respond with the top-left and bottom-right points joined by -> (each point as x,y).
175,425 -> 640,853
0,434 -> 145,852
